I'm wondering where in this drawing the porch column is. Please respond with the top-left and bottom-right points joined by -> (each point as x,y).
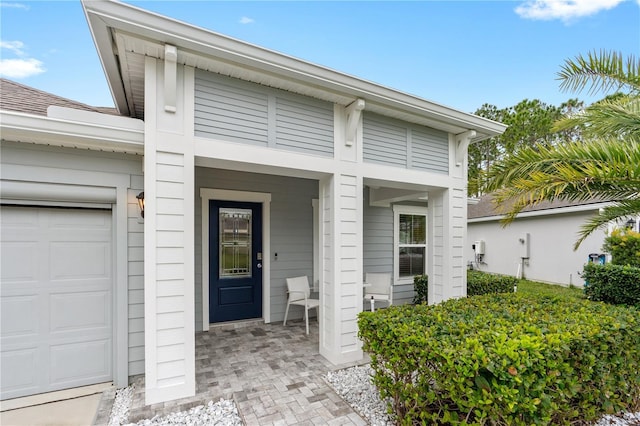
319,173 -> 364,365
428,187 -> 467,304
143,56 -> 196,404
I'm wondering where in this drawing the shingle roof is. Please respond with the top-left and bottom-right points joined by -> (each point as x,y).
0,78 -> 118,116
468,194 -> 607,219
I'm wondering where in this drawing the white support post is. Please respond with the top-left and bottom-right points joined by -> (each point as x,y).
143,57 -> 196,405
319,173 -> 363,365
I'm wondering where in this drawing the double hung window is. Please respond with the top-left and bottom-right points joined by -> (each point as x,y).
393,206 -> 427,284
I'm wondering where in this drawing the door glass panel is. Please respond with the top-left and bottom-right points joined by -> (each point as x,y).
219,208 -> 252,278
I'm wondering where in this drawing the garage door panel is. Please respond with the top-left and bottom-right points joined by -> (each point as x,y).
1,207 -> 38,227
0,206 -> 113,400
47,209 -> 111,229
50,242 -> 111,280
1,347 -> 39,395
1,294 -> 39,337
50,290 -> 111,333
49,339 -> 111,387
1,242 -> 40,282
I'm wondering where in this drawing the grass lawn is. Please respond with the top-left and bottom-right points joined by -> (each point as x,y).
516,279 -> 585,300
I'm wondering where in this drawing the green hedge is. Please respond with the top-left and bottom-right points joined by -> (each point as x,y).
467,270 -> 518,296
583,263 -> 640,307
412,271 -> 516,304
359,294 -> 640,425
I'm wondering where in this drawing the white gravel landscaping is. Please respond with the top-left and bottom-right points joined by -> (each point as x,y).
107,385 -> 242,426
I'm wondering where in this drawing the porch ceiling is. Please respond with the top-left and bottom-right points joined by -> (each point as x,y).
82,0 -> 507,141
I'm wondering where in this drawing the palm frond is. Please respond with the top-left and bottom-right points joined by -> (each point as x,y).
553,95 -> 640,143
574,199 -> 640,249
557,50 -> 640,96
484,139 -> 640,227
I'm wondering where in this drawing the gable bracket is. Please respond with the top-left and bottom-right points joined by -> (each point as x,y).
345,99 -> 365,146
164,44 -> 178,113
455,130 -> 476,167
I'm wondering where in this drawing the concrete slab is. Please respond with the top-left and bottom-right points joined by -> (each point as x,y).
0,394 -> 102,426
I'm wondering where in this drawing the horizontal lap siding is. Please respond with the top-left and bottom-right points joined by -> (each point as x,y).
339,176 -> 360,352
195,168 -> 318,330
363,115 -> 407,167
363,190 -> 393,275
128,176 -> 145,376
195,70 -> 333,157
275,96 -> 333,156
363,112 -> 449,174
195,74 -> 269,146
155,152 -> 187,387
411,127 -> 449,174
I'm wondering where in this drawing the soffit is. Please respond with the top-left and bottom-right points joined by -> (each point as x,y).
114,31 -> 483,135
85,0 -> 505,140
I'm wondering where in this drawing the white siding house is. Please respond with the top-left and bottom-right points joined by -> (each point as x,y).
0,0 -> 505,406
467,195 -> 637,286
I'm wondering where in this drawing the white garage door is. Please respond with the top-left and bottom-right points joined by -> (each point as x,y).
1,206 -> 113,400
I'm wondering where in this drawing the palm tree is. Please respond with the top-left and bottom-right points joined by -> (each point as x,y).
483,50 -> 640,249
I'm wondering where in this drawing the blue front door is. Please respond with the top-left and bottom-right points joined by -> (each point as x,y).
210,200 -> 263,323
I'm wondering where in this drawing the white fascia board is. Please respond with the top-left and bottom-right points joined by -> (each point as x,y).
0,110 -> 144,154
81,0 -> 507,138
47,106 -> 143,131
468,202 -> 613,223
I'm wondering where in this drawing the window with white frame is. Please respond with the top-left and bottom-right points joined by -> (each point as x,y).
393,205 -> 427,285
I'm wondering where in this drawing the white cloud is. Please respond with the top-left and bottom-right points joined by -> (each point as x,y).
0,3 -> 30,10
239,16 -> 255,24
0,58 -> 46,78
1,40 -> 26,56
515,0 -> 626,23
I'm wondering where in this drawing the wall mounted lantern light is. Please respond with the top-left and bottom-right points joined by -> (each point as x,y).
626,217 -> 636,230
136,192 -> 145,218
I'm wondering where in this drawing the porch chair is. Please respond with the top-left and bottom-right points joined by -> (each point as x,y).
283,276 -> 320,335
363,272 -> 392,312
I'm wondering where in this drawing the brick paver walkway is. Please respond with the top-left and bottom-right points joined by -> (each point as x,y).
97,319 -> 369,425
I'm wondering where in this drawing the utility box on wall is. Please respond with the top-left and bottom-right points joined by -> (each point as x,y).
519,233 -> 530,258
474,240 -> 485,256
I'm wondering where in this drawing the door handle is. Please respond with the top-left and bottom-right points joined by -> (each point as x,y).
257,263 -> 262,269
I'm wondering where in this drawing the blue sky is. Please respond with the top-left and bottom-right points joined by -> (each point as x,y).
1,0 -> 638,114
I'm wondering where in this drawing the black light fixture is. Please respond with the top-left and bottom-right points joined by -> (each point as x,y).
136,192 -> 145,218
626,217 -> 636,230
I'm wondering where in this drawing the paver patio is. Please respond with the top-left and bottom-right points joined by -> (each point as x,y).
95,319 -> 370,425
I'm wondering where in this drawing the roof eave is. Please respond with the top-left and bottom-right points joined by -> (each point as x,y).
468,201 -> 613,222
82,0 -> 506,137
0,109 -> 144,154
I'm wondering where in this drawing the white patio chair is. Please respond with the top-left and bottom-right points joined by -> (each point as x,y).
363,272 -> 392,312
283,276 -> 320,335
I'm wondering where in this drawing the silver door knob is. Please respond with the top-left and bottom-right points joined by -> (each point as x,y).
257,263 -> 262,269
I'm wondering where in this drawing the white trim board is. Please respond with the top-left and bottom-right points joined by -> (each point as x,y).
468,202 -> 611,223
199,188 -> 272,331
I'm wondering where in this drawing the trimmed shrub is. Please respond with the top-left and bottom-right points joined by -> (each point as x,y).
602,227 -> 640,267
359,294 -> 640,425
583,262 -> 640,307
467,270 -> 517,296
412,271 -> 515,304
412,275 -> 428,304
